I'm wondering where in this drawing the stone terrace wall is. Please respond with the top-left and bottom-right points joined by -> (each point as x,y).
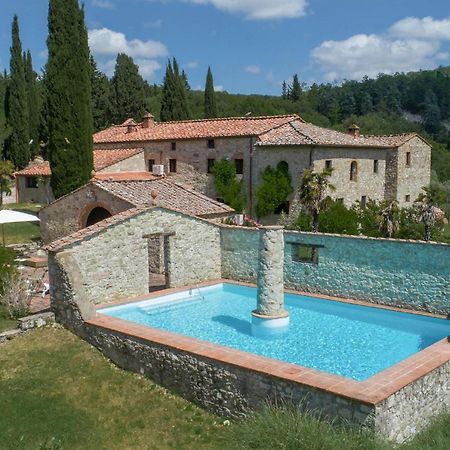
49,208 -> 222,307
221,227 -> 450,315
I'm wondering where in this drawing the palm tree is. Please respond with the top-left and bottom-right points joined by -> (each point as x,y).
298,168 -> 335,232
378,200 -> 399,238
414,186 -> 446,241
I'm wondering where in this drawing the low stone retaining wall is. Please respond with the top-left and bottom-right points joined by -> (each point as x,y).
84,313 -> 450,443
0,312 -> 55,344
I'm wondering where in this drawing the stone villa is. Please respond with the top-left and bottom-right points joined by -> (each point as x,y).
93,113 -> 432,211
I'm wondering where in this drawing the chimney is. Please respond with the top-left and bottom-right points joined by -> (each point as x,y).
142,112 -> 155,129
348,124 -> 360,138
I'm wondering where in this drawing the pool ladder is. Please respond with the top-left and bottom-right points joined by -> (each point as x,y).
189,284 -> 205,301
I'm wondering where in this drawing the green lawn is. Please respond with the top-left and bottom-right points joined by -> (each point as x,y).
0,327 -> 449,450
0,305 -> 16,332
2,203 -> 41,245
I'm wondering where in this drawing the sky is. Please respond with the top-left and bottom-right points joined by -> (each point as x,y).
0,1 -> 449,95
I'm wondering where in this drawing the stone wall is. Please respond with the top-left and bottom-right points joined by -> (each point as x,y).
16,176 -> 54,205
49,208 -> 222,306
84,322 -> 375,423
221,226 -> 450,315
39,184 -> 133,244
395,136 -> 431,207
99,152 -> 147,173
374,359 -> 450,442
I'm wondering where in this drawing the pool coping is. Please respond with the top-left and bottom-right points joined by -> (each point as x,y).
88,279 -> 450,407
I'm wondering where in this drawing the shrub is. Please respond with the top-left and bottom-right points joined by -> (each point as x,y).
212,159 -> 246,212
0,272 -> 34,319
319,200 -> 359,235
0,246 -> 16,294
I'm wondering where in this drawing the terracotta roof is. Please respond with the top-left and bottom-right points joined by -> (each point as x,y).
15,148 -> 144,177
93,178 -> 233,217
257,121 -> 422,148
93,115 -> 301,144
93,172 -> 156,181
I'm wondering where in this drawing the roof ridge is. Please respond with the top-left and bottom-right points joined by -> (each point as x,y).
289,121 -> 318,145
151,114 -> 300,126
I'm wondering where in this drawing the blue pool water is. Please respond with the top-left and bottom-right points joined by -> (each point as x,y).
99,283 -> 450,381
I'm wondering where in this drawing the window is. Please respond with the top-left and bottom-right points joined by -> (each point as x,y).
361,196 -> 367,208
405,194 -> 411,203
235,158 -> 244,175
26,177 -> 38,188
169,159 -> 177,173
207,158 -> 215,174
171,142 -> 176,151
274,201 -> 290,215
325,160 -> 332,170
350,161 -> 358,181
373,160 -> 379,174
148,159 -> 155,172
337,198 -> 344,203
406,152 -> 411,167
292,244 -> 319,264
207,139 -> 215,149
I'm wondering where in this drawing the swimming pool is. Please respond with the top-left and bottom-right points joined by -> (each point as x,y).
98,282 -> 450,381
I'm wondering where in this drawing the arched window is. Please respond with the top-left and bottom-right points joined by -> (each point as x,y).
277,161 -> 289,175
85,207 -> 112,227
350,161 -> 358,181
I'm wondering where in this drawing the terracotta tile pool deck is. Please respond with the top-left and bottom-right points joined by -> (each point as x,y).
89,279 -> 450,406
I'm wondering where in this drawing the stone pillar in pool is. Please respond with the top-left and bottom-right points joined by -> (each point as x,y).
251,226 -> 289,337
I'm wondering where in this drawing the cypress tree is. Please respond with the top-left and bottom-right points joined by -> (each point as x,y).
5,15 -> 29,169
289,74 -> 302,102
160,58 -> 189,122
46,0 -> 93,199
91,56 -> 114,131
204,66 -> 217,118
112,53 -> 146,123
281,80 -> 288,100
24,51 -> 40,157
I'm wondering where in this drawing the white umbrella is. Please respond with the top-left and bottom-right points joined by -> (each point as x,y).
0,209 -> 40,246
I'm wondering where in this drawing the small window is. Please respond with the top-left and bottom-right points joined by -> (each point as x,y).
350,161 -> 358,181
207,139 -> 215,149
405,194 -> 411,203
235,158 -> 244,175
406,152 -> 411,167
148,159 -> 155,172
171,142 -> 176,151
207,158 -> 215,174
361,196 -> 367,208
337,198 -> 344,203
169,159 -> 177,173
325,160 -> 332,170
373,160 -> 379,174
292,244 -> 319,264
26,177 -> 38,188
274,201 -> 289,215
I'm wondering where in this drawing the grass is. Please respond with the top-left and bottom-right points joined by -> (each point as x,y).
1,328 -> 449,450
0,305 -> 16,332
1,203 -> 41,245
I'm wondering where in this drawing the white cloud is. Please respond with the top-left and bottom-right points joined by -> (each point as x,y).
89,28 -> 168,80
214,85 -> 224,92
91,0 -> 114,8
88,28 -> 168,58
153,0 -> 308,20
135,59 -> 162,78
244,65 -> 261,74
311,16 -> 450,81
390,16 -> 450,41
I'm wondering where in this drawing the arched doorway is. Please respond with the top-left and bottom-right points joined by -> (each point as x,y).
85,207 -> 112,227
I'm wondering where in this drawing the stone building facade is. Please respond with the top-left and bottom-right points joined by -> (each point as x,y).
93,115 -> 432,213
